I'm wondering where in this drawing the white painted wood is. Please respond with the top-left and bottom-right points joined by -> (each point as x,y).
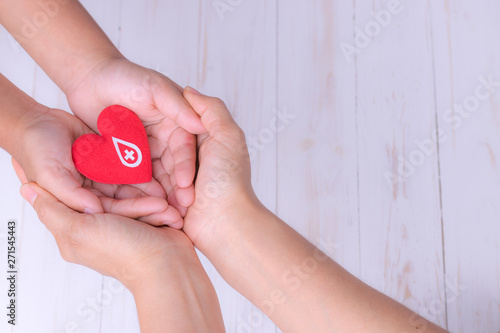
1,0 -> 499,332
0,24 -> 104,333
277,0 -> 360,283
0,147 -> 25,333
430,0 -> 500,332
354,0 -> 447,328
195,1 -> 278,332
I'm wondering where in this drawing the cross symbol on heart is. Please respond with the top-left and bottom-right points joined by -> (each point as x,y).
124,149 -> 135,161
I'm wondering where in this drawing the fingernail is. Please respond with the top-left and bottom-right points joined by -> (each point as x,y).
20,184 -> 38,206
84,208 -> 95,214
185,86 -> 202,95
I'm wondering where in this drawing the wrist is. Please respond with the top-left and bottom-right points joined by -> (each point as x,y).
187,189 -> 264,252
191,191 -> 275,274
0,77 -> 48,159
127,256 -> 198,296
125,238 -> 225,332
122,231 -> 196,293
11,103 -> 49,154
0,0 -> 125,97
63,53 -> 125,97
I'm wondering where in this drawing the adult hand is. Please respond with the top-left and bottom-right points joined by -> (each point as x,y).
158,89 -> 448,333
19,181 -> 226,333
66,58 -> 205,216
12,106 -> 182,227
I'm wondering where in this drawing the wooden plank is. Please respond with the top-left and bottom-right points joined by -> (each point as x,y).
0,142 -> 25,333
196,1 -> 278,332
0,22 -> 105,333
117,0 -> 200,83
277,0 -> 360,273
354,0 -> 447,328
430,0 -> 500,331
9,1 -> 500,332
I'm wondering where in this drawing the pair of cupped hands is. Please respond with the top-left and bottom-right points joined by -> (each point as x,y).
15,58 -> 252,288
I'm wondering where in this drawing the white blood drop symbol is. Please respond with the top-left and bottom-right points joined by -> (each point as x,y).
112,137 -> 143,168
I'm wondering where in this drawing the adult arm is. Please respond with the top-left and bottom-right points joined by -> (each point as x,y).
19,181 -> 225,333
0,0 -> 121,98
178,87 -> 448,333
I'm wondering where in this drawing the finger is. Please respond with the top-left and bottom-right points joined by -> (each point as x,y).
100,196 -> 168,218
169,127 -> 197,189
152,159 -> 173,194
183,86 -> 239,137
138,208 -> 183,229
13,157 -> 102,214
91,180 -> 167,201
168,188 -> 187,217
100,196 -> 182,226
40,168 -> 103,214
174,185 -> 195,210
128,179 -> 167,199
153,159 -> 187,216
196,132 -> 210,149
169,173 -> 191,216
11,158 -> 28,183
153,80 -> 206,134
20,183 -> 81,234
115,181 -> 166,200
159,145 -> 175,175
147,117 -> 178,158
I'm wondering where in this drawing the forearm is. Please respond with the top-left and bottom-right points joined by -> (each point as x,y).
128,246 -> 225,333
0,73 -> 45,156
0,0 -> 123,95
197,200 -> 447,333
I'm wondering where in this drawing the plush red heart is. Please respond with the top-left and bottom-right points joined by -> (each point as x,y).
72,105 -> 152,184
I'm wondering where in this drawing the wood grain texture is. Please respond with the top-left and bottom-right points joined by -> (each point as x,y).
0,25 -> 104,333
355,0 -> 447,328
0,147 -> 25,333
431,0 -> 500,332
196,1 -> 278,331
277,0 -> 360,285
0,0 -> 499,332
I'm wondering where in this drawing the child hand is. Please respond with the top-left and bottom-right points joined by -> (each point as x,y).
66,58 -> 204,216
12,107 -> 183,228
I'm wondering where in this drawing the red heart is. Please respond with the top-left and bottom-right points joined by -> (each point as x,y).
72,105 -> 152,184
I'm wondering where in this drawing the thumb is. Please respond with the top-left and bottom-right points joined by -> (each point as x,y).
20,183 -> 81,234
11,158 -> 28,183
45,171 -> 103,214
12,158 -> 102,214
153,80 -> 206,134
12,159 -> 103,214
183,87 -> 241,137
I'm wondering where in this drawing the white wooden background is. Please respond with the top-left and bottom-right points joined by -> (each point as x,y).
0,0 -> 499,332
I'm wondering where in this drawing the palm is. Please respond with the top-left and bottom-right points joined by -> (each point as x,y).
15,108 -> 181,226
66,59 -> 203,214
169,129 -> 253,243
66,212 -> 192,283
